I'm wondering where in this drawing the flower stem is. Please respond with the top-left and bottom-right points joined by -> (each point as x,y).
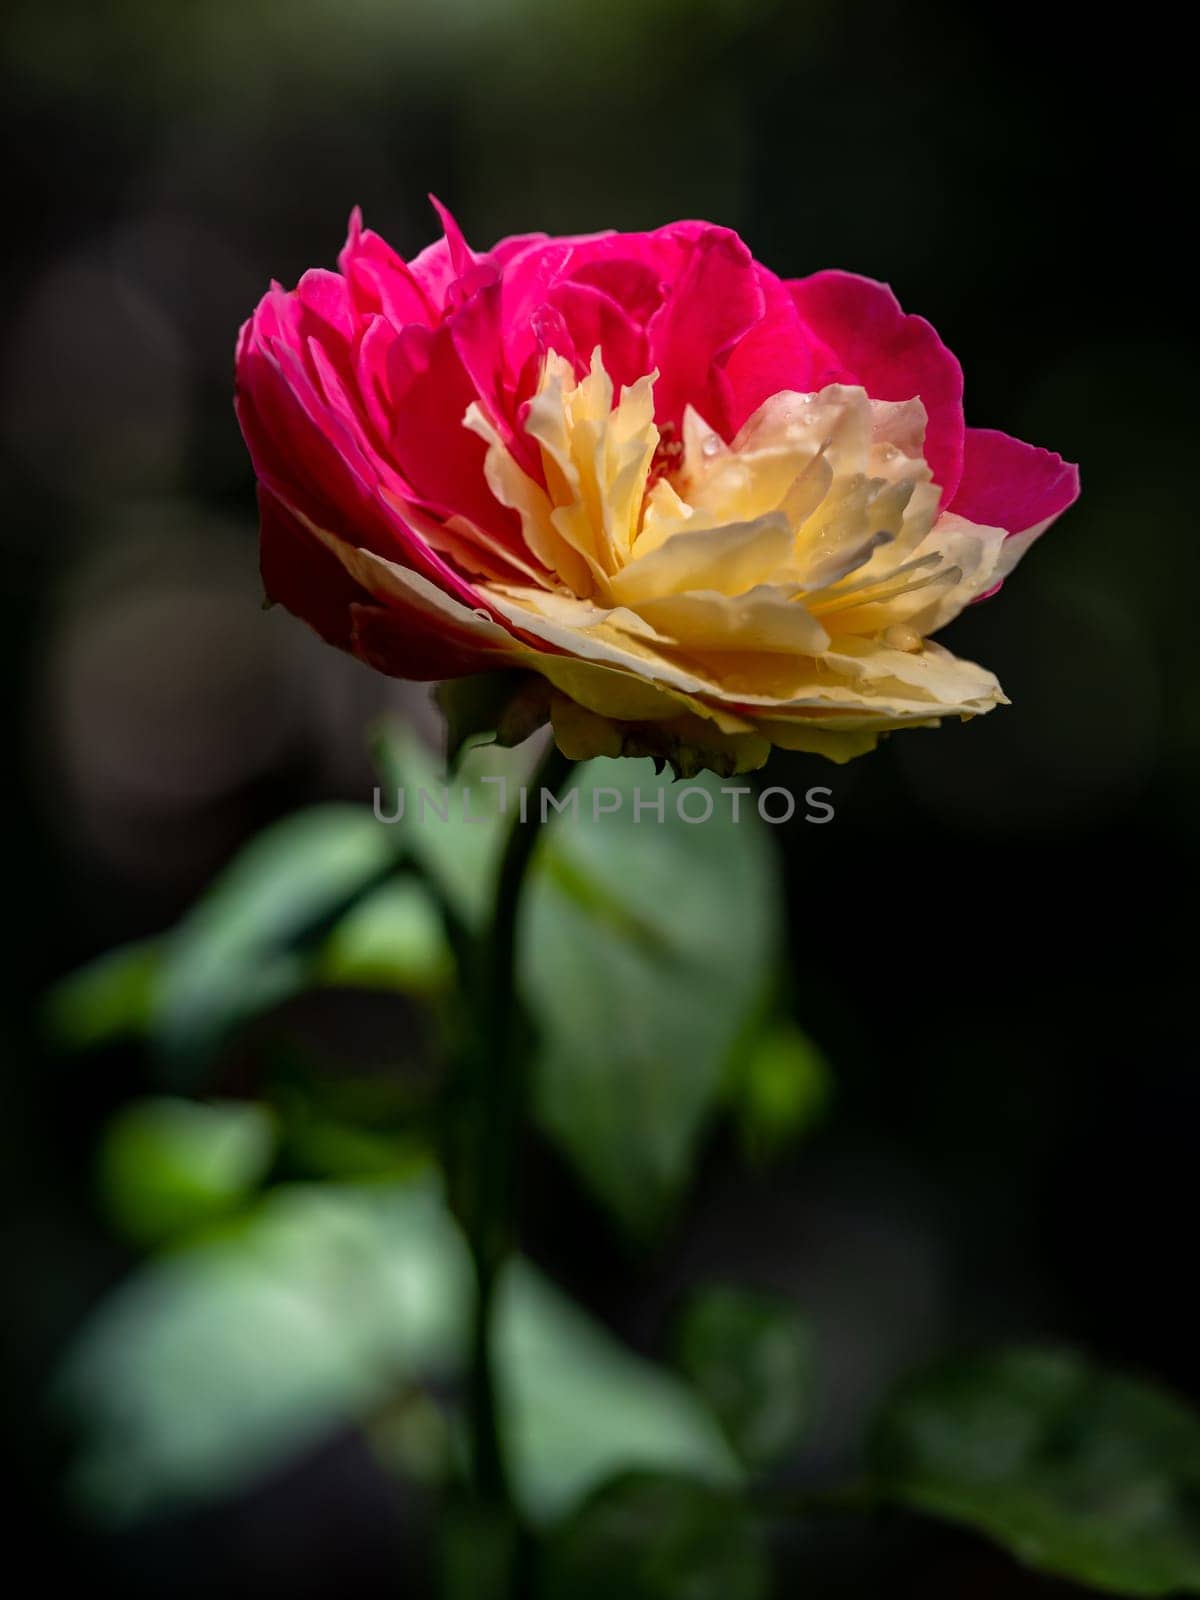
463,739 -> 573,1515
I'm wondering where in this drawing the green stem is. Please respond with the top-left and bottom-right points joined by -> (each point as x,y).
464,738 -> 574,1512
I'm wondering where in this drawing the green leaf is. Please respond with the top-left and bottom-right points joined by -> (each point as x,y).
46,806 -> 443,1071
870,1346 -> 1200,1595
725,1019 -> 832,1164
538,1471 -> 769,1600
98,1097 -> 276,1247
59,1173 -> 739,1534
674,1285 -> 814,1469
316,877 -> 452,995
494,1259 -> 742,1528
435,671 -> 551,767
277,1109 -> 429,1184
57,1179 -> 473,1524
153,805 -> 400,1074
370,721 -> 527,927
44,938 -> 161,1050
522,759 -> 783,1234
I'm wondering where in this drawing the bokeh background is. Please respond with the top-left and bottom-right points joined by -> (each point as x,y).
2,2 -> 1194,1595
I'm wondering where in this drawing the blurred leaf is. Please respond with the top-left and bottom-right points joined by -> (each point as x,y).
279,1110 -> 429,1184
316,878 -> 452,995
674,1285 -> 814,1469
99,1097 -> 276,1247
46,806 -> 450,1072
538,1470 -> 769,1600
371,720 -> 529,927
871,1346 -> 1200,1595
44,938 -> 161,1050
153,805 -> 401,1074
59,1170 -> 740,1534
58,1179 -> 473,1524
495,1259 -> 741,1528
435,670 -> 550,766
522,759 -> 783,1234
270,1067 -> 443,1184
725,1019 -> 832,1164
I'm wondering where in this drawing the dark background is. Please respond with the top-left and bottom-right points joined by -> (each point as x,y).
1,2 -> 1193,1594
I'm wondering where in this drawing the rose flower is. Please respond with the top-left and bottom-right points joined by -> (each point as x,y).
235,204 -> 1078,774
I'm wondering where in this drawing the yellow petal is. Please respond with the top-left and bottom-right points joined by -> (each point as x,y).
630,587 -> 830,655
610,514 -> 795,605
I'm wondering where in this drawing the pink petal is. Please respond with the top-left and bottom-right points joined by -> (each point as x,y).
484,229 -> 552,271
420,197 -> 547,319
950,426 -> 1080,536
293,267 -> 358,343
567,255 -> 666,325
238,306 -> 398,554
338,208 -> 433,327
444,275 -> 510,430
239,297 -> 493,604
493,239 -> 586,381
547,279 -> 651,392
354,314 -> 402,449
649,227 -> 765,435
350,600 -> 511,681
788,270 -> 964,501
719,269 -> 838,436
259,485 -> 372,650
406,236 -> 456,314
385,317 -> 529,547
261,487 -> 506,680
428,194 -> 477,279
510,303 -> 578,421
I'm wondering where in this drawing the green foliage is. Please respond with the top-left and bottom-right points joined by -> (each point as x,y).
58,1179 -> 473,1523
495,1259 -> 741,1527
274,1101 -> 430,1184
538,1471 -> 769,1600
59,1181 -> 738,1532
48,736 -> 818,1578
724,1019 -> 832,1163
870,1346 -> 1200,1595
98,1097 -> 276,1247
44,938 -> 161,1050
46,801 -> 455,1073
50,742 -> 794,1243
315,877 -> 452,995
435,671 -> 551,766
153,805 -> 401,1074
673,1285 -> 814,1470
368,735 -> 790,1233
370,721 -> 518,928
523,758 -> 783,1235
50,749 -> 1200,1597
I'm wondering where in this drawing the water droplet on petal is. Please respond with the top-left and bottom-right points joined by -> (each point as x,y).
883,623 -> 923,652
702,434 -> 722,457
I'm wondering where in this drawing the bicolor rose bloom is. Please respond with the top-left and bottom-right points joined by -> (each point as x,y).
235,203 -> 1078,773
